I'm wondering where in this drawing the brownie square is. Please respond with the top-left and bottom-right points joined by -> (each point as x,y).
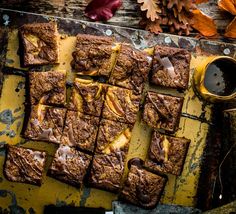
4,145 -> 46,186
145,131 -> 190,176
48,145 -> 92,187
151,45 -> 191,90
95,119 -> 133,155
61,111 -> 99,152
19,22 -> 59,66
68,78 -> 107,117
109,44 -> 151,94
24,105 -> 66,143
71,34 -> 114,77
142,92 -> 184,132
120,164 -> 167,209
29,70 -> 66,106
102,86 -> 141,124
89,152 -> 126,192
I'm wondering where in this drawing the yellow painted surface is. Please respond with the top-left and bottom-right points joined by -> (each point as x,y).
0,29 -> 213,212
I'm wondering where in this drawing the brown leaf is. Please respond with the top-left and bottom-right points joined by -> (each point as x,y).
193,0 -> 209,4
224,16 -> 236,38
137,0 -> 161,21
145,19 -> 163,33
191,9 -> 217,37
218,0 -> 236,15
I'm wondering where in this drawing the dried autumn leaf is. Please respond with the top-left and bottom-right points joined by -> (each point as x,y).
137,0 -> 161,21
191,9 -> 217,37
145,19 -> 163,33
85,0 -> 122,21
218,0 -> 236,15
194,0 -> 209,4
225,17 -> 236,38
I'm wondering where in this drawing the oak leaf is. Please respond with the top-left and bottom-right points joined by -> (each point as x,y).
224,16 -> 236,38
85,0 -> 122,21
191,9 -> 217,37
218,0 -> 236,15
137,0 -> 161,21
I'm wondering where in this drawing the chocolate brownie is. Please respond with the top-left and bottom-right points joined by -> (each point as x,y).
109,44 -> 152,94
19,22 -> 59,66
145,131 -> 190,175
142,92 -> 184,132
4,145 -> 46,186
29,70 -> 66,106
24,105 -> 66,143
48,145 -> 92,187
61,111 -> 99,152
89,152 -> 125,192
151,45 -> 191,90
95,119 -> 133,154
71,34 -> 114,77
102,86 -> 141,124
68,78 -> 107,117
120,164 -> 167,209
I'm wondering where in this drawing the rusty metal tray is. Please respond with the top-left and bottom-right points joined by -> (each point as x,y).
0,8 -> 235,213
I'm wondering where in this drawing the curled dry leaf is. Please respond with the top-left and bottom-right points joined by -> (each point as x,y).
225,17 -> 236,38
137,0 -> 161,21
85,0 -> 122,21
218,0 -> 236,15
191,9 -> 217,37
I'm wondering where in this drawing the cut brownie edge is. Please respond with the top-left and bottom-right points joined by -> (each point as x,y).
23,105 -> 66,144
142,91 -> 184,133
19,22 -> 59,67
48,145 -> 92,187
145,131 -> 190,176
95,118 -> 133,155
89,152 -> 126,193
61,110 -> 99,152
120,165 -> 167,209
4,145 -> 47,186
151,45 -> 191,90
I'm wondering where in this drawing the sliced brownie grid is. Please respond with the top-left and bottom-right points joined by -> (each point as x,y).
19,22 -> 59,66
102,86 -> 141,124
109,44 -> 152,94
29,70 -> 66,106
145,131 -> 190,176
142,91 -> 184,132
4,145 -> 47,186
120,164 -> 167,209
151,45 -> 191,90
68,78 -> 107,117
48,145 -> 92,187
61,110 -> 99,152
71,34 -> 114,77
24,105 -> 66,144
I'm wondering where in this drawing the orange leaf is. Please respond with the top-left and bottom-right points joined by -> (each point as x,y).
218,0 -> 236,15
137,0 -> 161,21
194,0 -> 209,4
191,9 -> 217,37
145,19 -> 163,34
224,16 -> 236,38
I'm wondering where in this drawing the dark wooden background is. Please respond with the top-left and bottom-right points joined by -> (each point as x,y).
0,0 -> 234,35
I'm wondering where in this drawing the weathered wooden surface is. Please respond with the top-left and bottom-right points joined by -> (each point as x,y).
0,0 -> 234,34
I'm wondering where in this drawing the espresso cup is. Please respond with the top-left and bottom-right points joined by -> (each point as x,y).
193,56 -> 236,102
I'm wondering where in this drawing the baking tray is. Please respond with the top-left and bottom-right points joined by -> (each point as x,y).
0,8 -> 235,213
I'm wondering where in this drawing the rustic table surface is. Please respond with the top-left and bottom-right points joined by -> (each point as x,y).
0,0 -> 234,38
